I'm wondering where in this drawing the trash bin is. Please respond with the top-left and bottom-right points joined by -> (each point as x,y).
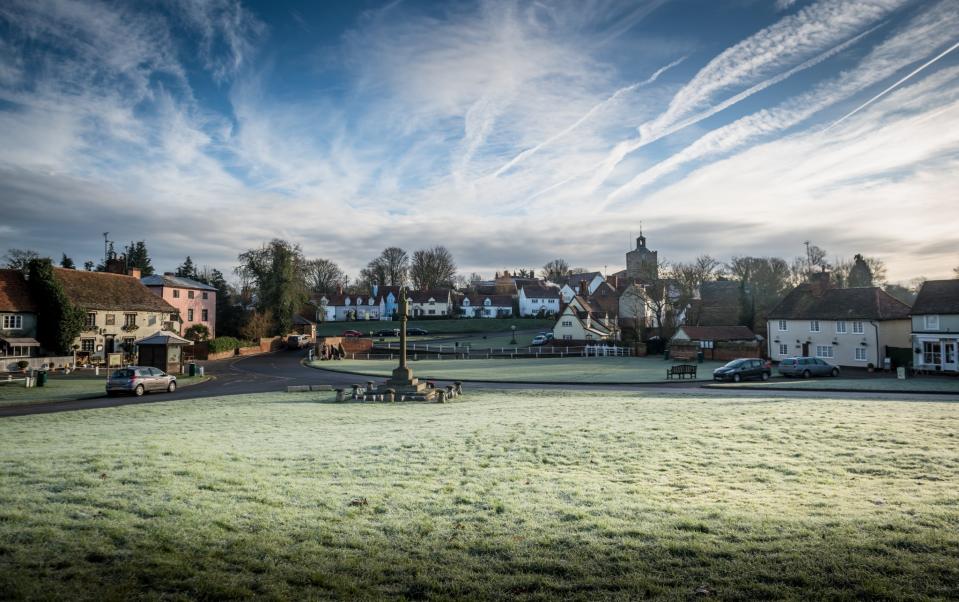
189,363 -> 197,377
37,370 -> 48,387
663,349 -> 670,360
697,351 -> 704,364
198,366 -> 205,377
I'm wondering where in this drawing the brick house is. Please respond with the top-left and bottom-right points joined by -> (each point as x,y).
142,272 -> 217,337
0,269 -> 40,368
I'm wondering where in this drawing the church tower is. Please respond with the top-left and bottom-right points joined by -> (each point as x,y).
626,230 -> 658,283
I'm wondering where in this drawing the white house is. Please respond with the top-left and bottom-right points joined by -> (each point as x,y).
461,294 -> 513,318
910,279 -> 959,373
518,285 -> 560,317
766,272 -> 911,368
558,272 -> 605,303
409,289 -> 453,317
552,302 -> 613,342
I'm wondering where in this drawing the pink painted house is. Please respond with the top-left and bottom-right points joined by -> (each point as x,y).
142,273 -> 217,338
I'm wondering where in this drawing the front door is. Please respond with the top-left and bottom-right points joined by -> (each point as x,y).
944,341 -> 958,372
802,342 -> 810,356
105,335 -> 115,354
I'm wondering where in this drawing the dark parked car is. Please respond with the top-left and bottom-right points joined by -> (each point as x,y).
406,327 -> 429,336
107,366 -> 176,397
341,329 -> 363,338
778,357 -> 840,378
373,328 -> 399,337
713,358 -> 771,382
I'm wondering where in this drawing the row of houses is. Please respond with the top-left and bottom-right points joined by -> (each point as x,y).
0,265 -> 218,370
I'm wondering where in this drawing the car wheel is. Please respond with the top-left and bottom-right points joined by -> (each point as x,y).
134,384 -> 145,397
802,370 -> 811,379
761,372 -> 770,381
733,374 -> 741,383
831,368 -> 839,377
167,381 -> 176,393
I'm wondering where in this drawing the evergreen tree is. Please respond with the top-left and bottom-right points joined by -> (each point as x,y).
176,256 -> 197,279
83,260 -> 95,271
59,253 -> 76,269
27,258 -> 85,354
124,241 -> 154,276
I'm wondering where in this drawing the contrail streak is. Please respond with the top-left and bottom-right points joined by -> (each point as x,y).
490,57 -> 685,178
825,38 -> 959,131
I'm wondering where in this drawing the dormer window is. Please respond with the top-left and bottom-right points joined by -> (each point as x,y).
484,298 -> 491,306
924,315 -> 940,330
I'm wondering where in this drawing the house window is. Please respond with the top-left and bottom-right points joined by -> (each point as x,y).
202,292 -> 208,300
201,309 -> 208,322
562,320 -> 573,327
778,343 -> 789,356
173,289 -> 180,298
923,341 -> 942,365
809,320 -> 820,332
7,345 -> 30,357
2,315 -> 22,330
429,300 -> 435,305
852,320 -> 864,334
778,320 -> 787,331
81,338 -> 95,352
124,313 -> 137,328
188,309 -> 194,321
563,335 -> 573,341
836,321 -> 846,334
428,310 -> 435,315
85,312 -> 97,328
815,345 -> 833,358
855,347 -> 867,361
924,315 -> 940,330
188,290 -> 195,299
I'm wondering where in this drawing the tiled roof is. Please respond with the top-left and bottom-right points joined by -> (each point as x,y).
54,268 -> 176,312
463,294 -> 513,306
588,281 -> 621,316
676,325 -> 755,341
768,284 -> 911,321
521,285 -> 560,299
141,274 -> 216,291
0,269 -> 37,312
695,280 -> 745,326
409,289 -> 452,303
911,280 -> 959,315
560,272 -> 602,286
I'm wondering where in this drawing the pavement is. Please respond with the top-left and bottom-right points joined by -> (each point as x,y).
2,350 -> 956,418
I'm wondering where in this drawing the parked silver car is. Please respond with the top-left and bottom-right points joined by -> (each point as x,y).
777,357 -> 840,378
106,366 -> 177,396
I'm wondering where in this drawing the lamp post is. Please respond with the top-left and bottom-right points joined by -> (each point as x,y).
510,325 -> 517,346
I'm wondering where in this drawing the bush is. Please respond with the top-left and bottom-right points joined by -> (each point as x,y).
16,360 -> 30,370
209,337 -> 240,354
184,324 -> 211,342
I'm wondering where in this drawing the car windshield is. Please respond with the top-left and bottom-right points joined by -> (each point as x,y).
722,360 -> 746,368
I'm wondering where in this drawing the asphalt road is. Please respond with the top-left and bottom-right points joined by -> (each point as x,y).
2,350 -> 956,417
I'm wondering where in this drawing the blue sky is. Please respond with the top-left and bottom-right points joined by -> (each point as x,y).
0,0 -> 957,283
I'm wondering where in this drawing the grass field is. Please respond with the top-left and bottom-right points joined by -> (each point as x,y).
0,375 -> 209,407
2,390 -> 957,600
310,356 -> 725,383
315,318 -> 555,337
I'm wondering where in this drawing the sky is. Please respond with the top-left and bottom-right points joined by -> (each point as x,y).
0,0 -> 957,284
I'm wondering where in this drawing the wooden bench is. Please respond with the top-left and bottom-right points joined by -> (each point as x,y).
666,364 -> 697,380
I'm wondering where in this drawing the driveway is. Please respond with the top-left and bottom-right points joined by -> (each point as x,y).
2,350 -> 956,417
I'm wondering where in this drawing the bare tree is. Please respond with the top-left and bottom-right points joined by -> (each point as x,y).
791,243 -> 830,284
954,264 -> 959,278
410,246 -> 457,290
4,248 -> 41,272
540,258 -> 569,282
378,247 -> 409,287
673,254 -> 722,299
726,256 -> 792,331
305,258 -> 346,293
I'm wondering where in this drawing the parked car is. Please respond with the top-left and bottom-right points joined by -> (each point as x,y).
287,334 -> 311,349
778,356 -> 840,378
713,358 -> 771,382
106,366 -> 176,397
531,335 -> 548,346
373,328 -> 399,337
406,327 -> 429,336
341,329 -> 363,338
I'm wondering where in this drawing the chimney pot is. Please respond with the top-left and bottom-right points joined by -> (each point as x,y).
130,267 -> 141,279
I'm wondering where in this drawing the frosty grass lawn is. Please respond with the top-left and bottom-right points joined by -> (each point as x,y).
309,356 -> 727,383
708,376 -> 959,394
1,389 -> 958,600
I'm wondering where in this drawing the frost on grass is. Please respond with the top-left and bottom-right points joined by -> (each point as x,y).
0,390 -> 958,600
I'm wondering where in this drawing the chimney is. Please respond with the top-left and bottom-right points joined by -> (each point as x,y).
129,267 -> 141,279
607,274 -> 619,290
808,270 -> 832,297
579,279 -> 589,297
164,271 -> 175,277
336,283 -> 344,296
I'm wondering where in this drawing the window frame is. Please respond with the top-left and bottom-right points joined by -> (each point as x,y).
173,289 -> 180,298
201,309 -> 208,322
2,314 -> 23,330
778,320 -> 787,332
815,345 -> 834,359
778,343 -> 789,356
80,338 -> 95,352
852,320 -> 864,334
854,347 -> 867,361
809,320 -> 820,333
124,313 -> 137,328
187,309 -> 194,322
924,315 -> 940,330
835,321 -> 846,334
188,290 -> 195,299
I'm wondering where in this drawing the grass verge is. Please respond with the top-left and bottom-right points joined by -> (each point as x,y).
0,375 -> 210,407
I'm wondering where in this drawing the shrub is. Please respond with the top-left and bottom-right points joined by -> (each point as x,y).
184,324 -> 211,342
209,337 -> 240,354
16,360 -> 30,370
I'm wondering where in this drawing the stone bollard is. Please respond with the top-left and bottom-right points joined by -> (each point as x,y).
335,388 -> 345,402
384,389 -> 395,403
437,389 -> 447,403
351,384 -> 361,400
446,385 -> 455,399
454,381 -> 463,395
367,380 -> 376,392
